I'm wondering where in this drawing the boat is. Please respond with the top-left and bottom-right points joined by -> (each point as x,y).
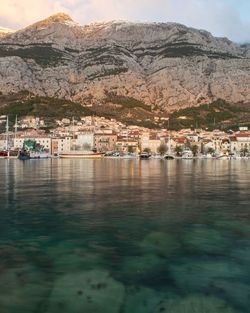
120,153 -> 137,159
59,151 -> 104,158
29,151 -> 50,159
152,154 -> 163,159
164,154 -> 175,160
182,149 -> 193,159
164,133 -> 175,160
18,150 -> 30,160
0,150 -> 19,159
139,152 -> 151,159
18,140 -> 50,160
216,154 -> 231,160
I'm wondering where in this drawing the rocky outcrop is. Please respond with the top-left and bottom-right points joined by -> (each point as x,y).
0,13 -> 249,111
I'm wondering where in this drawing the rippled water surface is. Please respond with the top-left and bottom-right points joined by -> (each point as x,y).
1,159 -> 250,313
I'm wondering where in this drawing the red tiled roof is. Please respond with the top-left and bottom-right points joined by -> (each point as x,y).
235,133 -> 250,138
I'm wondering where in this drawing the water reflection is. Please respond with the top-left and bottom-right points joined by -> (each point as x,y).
0,159 -> 250,312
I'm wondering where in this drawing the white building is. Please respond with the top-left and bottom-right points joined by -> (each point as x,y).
76,132 -> 94,150
14,137 -> 52,153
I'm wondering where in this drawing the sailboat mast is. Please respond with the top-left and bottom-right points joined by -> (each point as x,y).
6,115 -> 9,151
168,118 -> 171,154
168,132 -> 171,153
72,117 -> 75,151
14,115 -> 17,140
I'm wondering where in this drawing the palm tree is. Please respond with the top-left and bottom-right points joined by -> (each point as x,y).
207,147 -> 214,155
175,145 -> 182,156
191,145 -> 199,156
241,147 -> 249,157
127,145 -> 134,153
143,147 -> 151,154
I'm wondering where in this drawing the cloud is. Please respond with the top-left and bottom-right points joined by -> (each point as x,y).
0,0 -> 249,42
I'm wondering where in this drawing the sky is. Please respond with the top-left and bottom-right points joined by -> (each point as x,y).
0,0 -> 249,42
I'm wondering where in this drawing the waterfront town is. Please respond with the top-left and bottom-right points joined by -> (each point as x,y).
0,114 -> 250,158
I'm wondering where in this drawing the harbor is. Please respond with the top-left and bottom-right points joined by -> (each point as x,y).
0,115 -> 250,161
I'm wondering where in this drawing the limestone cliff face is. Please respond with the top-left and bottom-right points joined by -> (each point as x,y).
0,13 -> 249,111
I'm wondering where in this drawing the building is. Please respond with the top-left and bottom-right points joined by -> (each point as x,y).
14,136 -> 52,153
51,137 -> 71,155
140,133 -> 162,154
94,132 -> 117,152
116,138 -> 139,153
76,132 -> 94,150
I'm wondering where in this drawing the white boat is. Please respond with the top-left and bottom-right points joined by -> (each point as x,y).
29,151 -> 50,159
164,154 -> 175,160
164,133 -> 175,160
60,151 -> 104,159
139,152 -> 151,159
182,149 -> 193,159
152,154 -> 163,159
120,153 -> 137,159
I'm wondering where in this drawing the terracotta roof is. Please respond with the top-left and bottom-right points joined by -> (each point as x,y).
235,133 -> 250,138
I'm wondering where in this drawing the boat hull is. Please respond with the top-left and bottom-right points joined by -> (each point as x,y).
18,155 -> 30,161
59,153 -> 104,159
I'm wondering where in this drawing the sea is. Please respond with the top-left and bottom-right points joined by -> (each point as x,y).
0,158 -> 250,313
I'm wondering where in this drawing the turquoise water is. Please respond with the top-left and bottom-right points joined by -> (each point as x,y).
0,159 -> 250,313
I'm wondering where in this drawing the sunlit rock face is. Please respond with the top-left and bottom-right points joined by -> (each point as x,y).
0,13 -> 249,111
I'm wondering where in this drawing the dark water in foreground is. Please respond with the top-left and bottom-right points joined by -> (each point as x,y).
0,159 -> 250,313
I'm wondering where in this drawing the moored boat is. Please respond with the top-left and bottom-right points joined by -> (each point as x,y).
59,151 -> 104,158
18,140 -> 50,160
164,154 -> 175,160
182,149 -> 193,159
18,150 -> 30,160
0,150 -> 19,159
139,152 -> 151,159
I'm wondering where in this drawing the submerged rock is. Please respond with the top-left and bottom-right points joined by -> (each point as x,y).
140,231 -> 181,258
153,295 -> 238,313
170,260 -> 243,292
183,225 -> 228,255
122,286 -> 169,313
53,250 -> 106,274
215,280 -> 250,311
231,246 -> 250,265
214,220 -> 250,239
46,270 -> 125,313
122,254 -> 166,282
0,265 -> 50,313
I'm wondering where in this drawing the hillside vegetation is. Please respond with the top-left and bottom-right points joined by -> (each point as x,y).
0,93 -> 249,131
167,99 -> 250,130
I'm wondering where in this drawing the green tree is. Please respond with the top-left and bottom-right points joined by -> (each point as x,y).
175,145 -> 182,156
191,144 -> 199,156
207,147 -> 214,155
127,145 -> 134,153
157,143 -> 167,156
143,147 -> 151,154
241,147 -> 249,156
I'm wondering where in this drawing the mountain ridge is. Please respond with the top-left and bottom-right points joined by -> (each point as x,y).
0,13 -> 249,112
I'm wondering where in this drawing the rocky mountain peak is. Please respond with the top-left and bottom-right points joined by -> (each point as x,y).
35,12 -> 74,26
0,27 -> 15,37
0,15 -> 249,111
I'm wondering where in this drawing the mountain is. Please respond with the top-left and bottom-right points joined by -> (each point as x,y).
0,13 -> 249,112
0,27 -> 14,36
